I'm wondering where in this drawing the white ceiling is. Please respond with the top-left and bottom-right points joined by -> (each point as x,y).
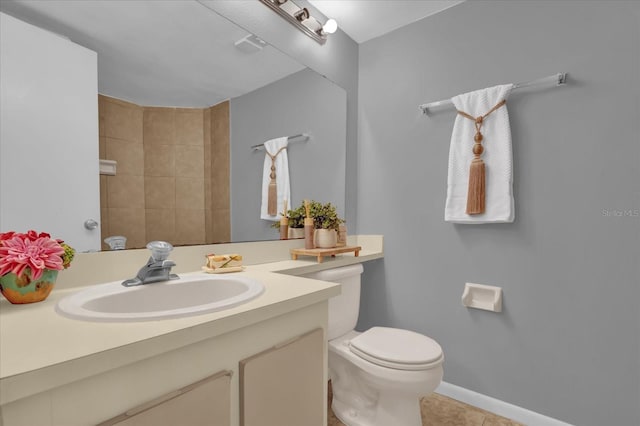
308,0 -> 465,43
0,0 -> 464,107
0,0 -> 304,107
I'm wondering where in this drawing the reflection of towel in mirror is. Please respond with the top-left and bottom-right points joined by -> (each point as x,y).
261,137 -> 290,220
445,84 -> 515,223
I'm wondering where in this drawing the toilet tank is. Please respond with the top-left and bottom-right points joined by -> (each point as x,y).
304,264 -> 363,340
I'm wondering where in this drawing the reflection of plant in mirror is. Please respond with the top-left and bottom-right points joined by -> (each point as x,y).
271,200 -> 344,231
271,203 -> 306,230
287,204 -> 306,228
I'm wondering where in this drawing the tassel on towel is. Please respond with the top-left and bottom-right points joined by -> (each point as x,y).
467,155 -> 486,214
266,146 -> 287,216
268,166 -> 278,216
457,100 -> 506,215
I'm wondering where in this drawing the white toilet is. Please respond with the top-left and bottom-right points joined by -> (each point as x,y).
304,264 -> 444,426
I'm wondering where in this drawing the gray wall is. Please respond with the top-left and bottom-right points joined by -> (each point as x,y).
230,68 -> 346,242
356,1 -> 639,426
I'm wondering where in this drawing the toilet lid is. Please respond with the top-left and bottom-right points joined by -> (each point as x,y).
349,327 -> 443,371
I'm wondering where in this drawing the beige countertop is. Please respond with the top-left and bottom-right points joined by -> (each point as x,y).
0,235 -> 383,406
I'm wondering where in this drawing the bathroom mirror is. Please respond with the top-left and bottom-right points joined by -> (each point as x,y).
0,0 -> 346,250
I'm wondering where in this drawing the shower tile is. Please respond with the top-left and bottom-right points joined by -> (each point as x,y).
174,208 -> 205,245
175,145 -> 204,178
144,107 -> 175,145
211,143 -> 229,176
204,143 -> 212,178
108,208 -> 145,249
107,138 -> 144,176
210,101 -> 229,142
145,208 -> 175,243
205,208 -> 213,243
205,178 -> 212,210
176,109 -> 204,146
144,144 -> 175,177
145,176 -> 175,209
211,209 -> 230,243
107,175 -> 144,209
203,109 -> 211,146
176,177 -> 204,209
211,175 -> 229,211
99,136 -> 106,159
100,175 -> 108,208
102,97 -> 142,143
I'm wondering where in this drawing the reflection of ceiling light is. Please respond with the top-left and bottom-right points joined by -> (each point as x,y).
234,34 -> 268,54
320,18 -> 338,35
259,0 -> 338,45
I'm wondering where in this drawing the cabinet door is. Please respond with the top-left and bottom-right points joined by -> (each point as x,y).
0,12 -> 100,251
98,371 -> 232,426
240,328 -> 324,426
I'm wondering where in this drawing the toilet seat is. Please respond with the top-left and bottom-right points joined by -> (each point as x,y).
349,327 -> 443,371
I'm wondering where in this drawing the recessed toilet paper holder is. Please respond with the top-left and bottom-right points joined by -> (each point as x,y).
462,283 -> 502,312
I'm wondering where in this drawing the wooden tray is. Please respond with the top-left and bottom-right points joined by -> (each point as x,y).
290,246 -> 361,263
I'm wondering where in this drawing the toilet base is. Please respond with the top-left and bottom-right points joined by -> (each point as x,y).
329,332 -> 443,426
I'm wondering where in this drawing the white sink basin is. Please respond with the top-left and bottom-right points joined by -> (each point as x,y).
56,274 -> 264,322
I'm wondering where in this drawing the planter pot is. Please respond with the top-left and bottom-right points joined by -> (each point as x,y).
0,269 -> 58,304
288,228 -> 305,239
314,229 -> 337,248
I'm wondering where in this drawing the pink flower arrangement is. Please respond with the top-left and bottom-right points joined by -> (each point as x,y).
0,230 -> 75,281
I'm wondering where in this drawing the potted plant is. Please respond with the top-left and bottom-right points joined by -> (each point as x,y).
286,204 -> 306,239
0,230 -> 75,304
270,203 -> 306,239
310,201 -> 344,248
272,200 -> 345,246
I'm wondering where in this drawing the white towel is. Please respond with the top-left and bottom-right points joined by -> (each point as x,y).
261,137 -> 290,221
445,84 -> 515,223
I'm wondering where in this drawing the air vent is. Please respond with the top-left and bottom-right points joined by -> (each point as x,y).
234,34 -> 267,53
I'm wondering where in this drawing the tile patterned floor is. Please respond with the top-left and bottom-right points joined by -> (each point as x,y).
328,384 -> 524,426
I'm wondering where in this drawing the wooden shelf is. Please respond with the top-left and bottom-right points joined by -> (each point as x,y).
290,246 -> 361,263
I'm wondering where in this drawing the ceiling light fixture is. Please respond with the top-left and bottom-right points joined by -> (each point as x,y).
259,0 -> 337,45
320,18 -> 338,35
293,7 -> 310,22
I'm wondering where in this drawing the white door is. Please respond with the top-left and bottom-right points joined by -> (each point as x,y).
0,12 -> 101,252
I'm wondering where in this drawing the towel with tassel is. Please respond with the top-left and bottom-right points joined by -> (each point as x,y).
261,136 -> 290,220
445,84 -> 515,223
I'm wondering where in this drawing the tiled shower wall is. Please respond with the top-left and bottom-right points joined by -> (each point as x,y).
207,102 -> 231,244
99,95 -> 230,250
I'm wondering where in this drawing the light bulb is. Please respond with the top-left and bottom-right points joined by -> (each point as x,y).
322,18 -> 337,34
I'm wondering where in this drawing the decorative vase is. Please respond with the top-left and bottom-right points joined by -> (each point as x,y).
288,228 -> 305,239
0,269 -> 58,304
337,224 -> 347,247
315,229 -> 337,248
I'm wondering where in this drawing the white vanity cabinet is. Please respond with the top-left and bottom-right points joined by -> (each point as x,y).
240,328 -> 324,426
0,301 -> 329,426
93,327 -> 326,426
98,371 -> 232,426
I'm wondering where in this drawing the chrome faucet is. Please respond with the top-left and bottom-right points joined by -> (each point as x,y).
122,241 -> 179,287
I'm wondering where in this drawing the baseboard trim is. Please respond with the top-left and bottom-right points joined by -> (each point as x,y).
435,382 -> 574,426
